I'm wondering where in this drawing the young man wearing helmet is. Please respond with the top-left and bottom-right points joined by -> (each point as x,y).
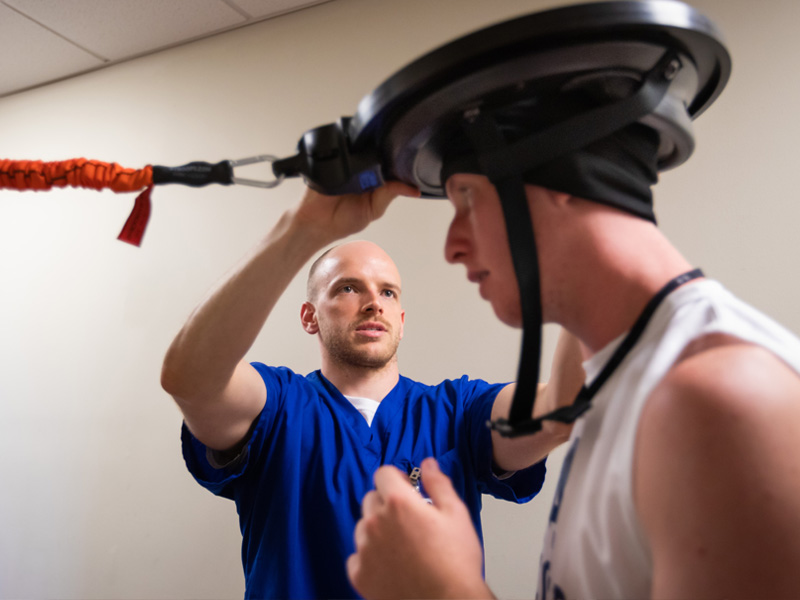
343,2 -> 800,598
347,143 -> 800,600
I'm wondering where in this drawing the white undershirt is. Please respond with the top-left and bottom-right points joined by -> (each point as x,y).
344,395 -> 380,427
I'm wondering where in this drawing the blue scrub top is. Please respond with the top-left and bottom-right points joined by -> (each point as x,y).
183,364 -> 546,599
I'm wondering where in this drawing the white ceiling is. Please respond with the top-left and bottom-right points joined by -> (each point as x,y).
0,0 -> 331,98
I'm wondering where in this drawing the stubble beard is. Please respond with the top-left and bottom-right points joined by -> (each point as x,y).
319,324 -> 400,370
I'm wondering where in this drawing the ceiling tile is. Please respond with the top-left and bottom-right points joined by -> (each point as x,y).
5,0 -> 248,60
229,0 -> 329,19
0,3 -> 103,96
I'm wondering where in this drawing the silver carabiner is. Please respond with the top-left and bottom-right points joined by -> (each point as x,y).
228,155 -> 285,189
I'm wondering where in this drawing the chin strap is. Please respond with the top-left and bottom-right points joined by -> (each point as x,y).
459,50 -> 682,437
462,116 -> 544,435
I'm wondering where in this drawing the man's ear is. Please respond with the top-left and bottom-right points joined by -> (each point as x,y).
300,302 -> 319,334
524,184 -> 571,208
549,189 -> 572,206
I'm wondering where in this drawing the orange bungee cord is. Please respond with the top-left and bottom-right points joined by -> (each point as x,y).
1,159 -> 155,246
1,156 -> 282,247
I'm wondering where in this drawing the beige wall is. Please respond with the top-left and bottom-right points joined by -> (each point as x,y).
1,0 -> 798,598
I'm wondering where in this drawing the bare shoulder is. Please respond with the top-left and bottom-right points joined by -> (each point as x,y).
644,334 -> 800,433
634,334 -> 800,598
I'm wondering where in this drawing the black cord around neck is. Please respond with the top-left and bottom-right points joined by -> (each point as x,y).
495,268 -> 705,435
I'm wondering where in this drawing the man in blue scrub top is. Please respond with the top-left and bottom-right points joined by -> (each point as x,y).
161,183 -> 583,599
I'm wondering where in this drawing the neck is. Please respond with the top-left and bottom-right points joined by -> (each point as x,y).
321,357 -> 400,401
554,216 -> 695,355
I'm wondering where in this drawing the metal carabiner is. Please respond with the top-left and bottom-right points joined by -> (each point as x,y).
228,155 -> 285,189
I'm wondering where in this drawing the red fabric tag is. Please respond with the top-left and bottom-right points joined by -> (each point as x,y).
117,185 -> 153,247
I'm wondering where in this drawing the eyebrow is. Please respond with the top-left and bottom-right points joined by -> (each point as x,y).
329,277 -> 402,295
445,179 -> 472,202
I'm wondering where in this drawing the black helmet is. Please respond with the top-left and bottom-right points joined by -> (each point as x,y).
275,0 -> 731,435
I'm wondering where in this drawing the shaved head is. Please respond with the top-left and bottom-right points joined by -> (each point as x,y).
307,247 -> 336,301
307,241 -> 401,302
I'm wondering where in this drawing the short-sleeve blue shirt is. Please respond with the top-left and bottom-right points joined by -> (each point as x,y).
182,364 -> 546,599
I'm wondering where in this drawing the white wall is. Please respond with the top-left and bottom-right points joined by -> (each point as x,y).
1,0 -> 798,598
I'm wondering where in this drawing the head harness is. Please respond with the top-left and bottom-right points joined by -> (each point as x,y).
274,0 -> 731,436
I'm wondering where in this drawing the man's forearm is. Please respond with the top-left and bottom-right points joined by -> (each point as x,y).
161,207 -> 330,401
491,329 -> 585,471
491,382 -> 573,472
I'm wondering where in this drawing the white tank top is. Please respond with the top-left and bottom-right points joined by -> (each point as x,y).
537,279 -> 800,599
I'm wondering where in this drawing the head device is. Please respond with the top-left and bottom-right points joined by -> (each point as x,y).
273,0 -> 731,436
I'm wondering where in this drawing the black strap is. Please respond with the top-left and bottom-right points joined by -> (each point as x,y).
458,51 -> 682,438
464,116 -> 543,425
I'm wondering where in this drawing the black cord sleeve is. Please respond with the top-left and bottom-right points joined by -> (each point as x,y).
151,161 -> 233,187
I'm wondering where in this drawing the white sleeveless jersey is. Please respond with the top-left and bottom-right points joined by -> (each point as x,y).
537,279 -> 800,600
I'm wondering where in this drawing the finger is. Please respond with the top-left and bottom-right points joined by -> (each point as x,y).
353,513 -> 368,549
372,464 -> 417,499
383,180 -> 421,199
361,489 -> 381,518
345,552 -> 361,588
419,457 -> 460,509
370,191 -> 397,220
370,182 -> 421,218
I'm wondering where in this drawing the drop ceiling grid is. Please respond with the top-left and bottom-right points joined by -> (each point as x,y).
4,0 -> 248,60
0,3 -> 102,96
0,0 -> 331,98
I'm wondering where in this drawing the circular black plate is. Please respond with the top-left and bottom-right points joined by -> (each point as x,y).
350,0 -> 730,196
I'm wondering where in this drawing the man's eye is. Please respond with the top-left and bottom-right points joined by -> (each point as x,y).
342,285 -> 354,293
382,290 -> 395,298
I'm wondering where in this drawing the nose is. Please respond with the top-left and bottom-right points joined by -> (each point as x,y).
362,290 -> 384,314
444,212 -> 469,265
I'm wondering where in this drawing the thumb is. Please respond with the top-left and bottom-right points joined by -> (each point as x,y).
419,457 -> 460,509
370,181 -> 420,218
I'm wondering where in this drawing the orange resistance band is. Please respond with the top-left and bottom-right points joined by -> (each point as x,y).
0,158 -> 155,246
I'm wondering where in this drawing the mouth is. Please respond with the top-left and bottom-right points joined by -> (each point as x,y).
355,321 -> 388,336
467,270 -> 490,299
467,270 -> 489,284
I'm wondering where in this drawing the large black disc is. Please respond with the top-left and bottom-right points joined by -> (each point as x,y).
349,0 -> 730,197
